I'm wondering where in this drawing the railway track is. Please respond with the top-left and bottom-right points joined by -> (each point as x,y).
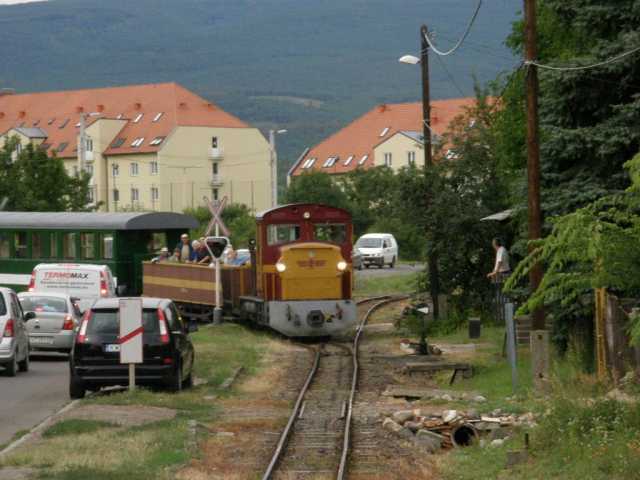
262,295 -> 407,480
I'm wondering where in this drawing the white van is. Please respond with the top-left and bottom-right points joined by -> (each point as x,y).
355,233 -> 399,269
28,264 -> 116,312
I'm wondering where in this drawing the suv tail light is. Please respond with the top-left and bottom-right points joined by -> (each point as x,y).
157,308 -> 169,344
2,319 -> 14,338
100,272 -> 108,296
27,273 -> 35,292
62,315 -> 74,330
76,310 -> 92,343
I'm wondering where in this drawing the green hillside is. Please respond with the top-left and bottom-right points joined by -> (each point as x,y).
0,0 -> 518,184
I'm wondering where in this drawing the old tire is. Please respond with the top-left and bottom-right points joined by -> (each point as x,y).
18,347 -> 29,372
69,375 -> 86,399
5,354 -> 18,377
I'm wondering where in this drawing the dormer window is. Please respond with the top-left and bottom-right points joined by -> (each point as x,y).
358,154 -> 369,165
344,155 -> 354,166
133,113 -> 143,123
302,158 -> 316,169
379,127 -> 390,137
323,157 -> 338,168
153,112 -> 163,122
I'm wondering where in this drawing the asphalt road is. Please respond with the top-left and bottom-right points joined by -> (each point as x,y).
355,262 -> 424,278
0,354 -> 69,447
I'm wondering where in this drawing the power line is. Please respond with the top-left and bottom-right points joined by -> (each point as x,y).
423,0 -> 483,56
433,54 -> 467,97
526,45 -> 640,71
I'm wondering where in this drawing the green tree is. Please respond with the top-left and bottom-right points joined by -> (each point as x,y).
282,171 -> 351,211
0,139 -> 93,211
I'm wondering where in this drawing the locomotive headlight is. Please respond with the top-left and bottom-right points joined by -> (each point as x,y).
276,261 -> 287,273
337,260 -> 347,271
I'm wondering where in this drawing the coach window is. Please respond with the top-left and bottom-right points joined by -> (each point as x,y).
103,235 -> 114,260
81,233 -> 95,259
14,232 -> 28,258
50,233 -> 58,258
63,233 -> 77,259
314,224 -> 347,244
0,233 -> 9,258
32,233 -> 43,258
267,224 -> 301,245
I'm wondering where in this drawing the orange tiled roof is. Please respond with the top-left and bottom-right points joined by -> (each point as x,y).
291,98 -> 477,176
0,82 -> 248,158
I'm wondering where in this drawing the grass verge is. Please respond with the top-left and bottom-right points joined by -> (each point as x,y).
354,272 -> 418,296
0,323 -> 270,479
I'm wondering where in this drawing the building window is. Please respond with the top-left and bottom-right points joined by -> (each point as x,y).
384,152 -> 392,167
212,162 -> 219,175
212,137 -> 218,148
63,233 -> 77,259
59,119 -> 69,129
85,138 -> 93,152
151,187 -> 159,202
344,155 -> 354,166
323,157 -> 338,168
0,234 -> 10,258
130,163 -> 139,176
153,112 -> 163,122
150,161 -> 159,175
149,136 -> 165,146
213,188 -> 219,200
16,143 -> 22,155
131,138 -> 144,147
57,142 -> 68,153
407,151 -> 416,165
14,232 -> 27,258
133,113 -> 143,123
103,235 -> 113,259
88,187 -> 95,203
379,127 -> 390,137
113,189 -> 119,202
131,188 -> 139,202
86,165 -> 94,176
112,164 -> 119,177
112,137 -> 126,148
358,154 -> 369,166
80,233 -> 95,259
302,158 -> 316,169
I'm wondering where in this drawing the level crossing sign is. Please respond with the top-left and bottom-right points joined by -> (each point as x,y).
119,298 -> 143,364
204,196 -> 230,237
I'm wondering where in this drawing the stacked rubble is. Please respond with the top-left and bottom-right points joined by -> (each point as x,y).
382,408 -> 536,453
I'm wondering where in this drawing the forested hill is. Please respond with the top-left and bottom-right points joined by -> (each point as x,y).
0,0 -> 518,176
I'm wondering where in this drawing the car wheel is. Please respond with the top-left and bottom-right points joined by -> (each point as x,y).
182,372 -> 193,389
168,363 -> 182,393
69,375 -> 86,399
357,264 -> 363,271
18,346 -> 29,372
390,256 -> 396,269
365,264 -> 370,269
5,354 -> 18,377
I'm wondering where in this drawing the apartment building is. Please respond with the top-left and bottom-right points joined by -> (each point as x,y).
289,98 -> 477,180
0,83 -> 271,212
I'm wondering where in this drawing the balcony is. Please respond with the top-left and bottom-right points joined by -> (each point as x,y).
210,174 -> 224,187
209,147 -> 224,160
85,150 -> 94,162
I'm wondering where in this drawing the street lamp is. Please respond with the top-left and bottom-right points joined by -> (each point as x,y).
269,129 -> 288,208
399,24 -> 440,355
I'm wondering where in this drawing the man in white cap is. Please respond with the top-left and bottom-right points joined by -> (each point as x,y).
152,247 -> 170,263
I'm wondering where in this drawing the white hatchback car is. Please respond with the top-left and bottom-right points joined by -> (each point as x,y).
0,287 -> 30,376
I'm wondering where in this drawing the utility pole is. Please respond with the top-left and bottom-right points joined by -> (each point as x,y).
524,0 -> 549,388
420,23 -> 440,329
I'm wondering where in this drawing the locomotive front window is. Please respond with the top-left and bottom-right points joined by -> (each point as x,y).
314,224 -> 347,244
267,224 -> 301,245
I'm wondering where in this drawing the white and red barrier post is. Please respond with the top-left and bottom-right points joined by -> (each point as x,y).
119,298 -> 143,391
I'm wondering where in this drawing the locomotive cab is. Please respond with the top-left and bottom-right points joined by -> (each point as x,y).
244,203 -> 357,337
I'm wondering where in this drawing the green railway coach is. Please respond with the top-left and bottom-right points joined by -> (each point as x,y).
0,211 -> 198,295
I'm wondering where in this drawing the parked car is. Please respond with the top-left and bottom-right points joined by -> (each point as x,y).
18,292 -> 82,354
352,248 -> 363,270
28,263 -> 117,313
0,287 -> 30,376
69,297 -> 195,398
355,233 -> 399,268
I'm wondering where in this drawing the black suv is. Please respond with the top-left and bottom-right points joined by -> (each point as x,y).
69,297 -> 195,398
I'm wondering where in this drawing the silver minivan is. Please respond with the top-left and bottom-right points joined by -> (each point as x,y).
0,287 -> 30,376
355,233 -> 399,268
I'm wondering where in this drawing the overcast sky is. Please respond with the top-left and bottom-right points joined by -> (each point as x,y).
0,0 -> 48,4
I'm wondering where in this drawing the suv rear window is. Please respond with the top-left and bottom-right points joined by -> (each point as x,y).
0,295 -> 6,316
87,309 -> 160,335
20,296 -> 68,313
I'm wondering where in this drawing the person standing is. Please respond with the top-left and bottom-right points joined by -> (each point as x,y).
176,233 -> 194,263
487,237 -> 511,281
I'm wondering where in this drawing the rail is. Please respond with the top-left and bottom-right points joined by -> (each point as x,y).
261,295 -> 407,480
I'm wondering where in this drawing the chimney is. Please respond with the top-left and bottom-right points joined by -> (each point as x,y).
134,102 -> 142,110
97,104 -> 105,112
76,106 -> 84,113
378,104 -> 388,113
0,88 -> 15,98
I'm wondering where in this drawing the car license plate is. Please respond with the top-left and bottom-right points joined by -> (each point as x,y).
30,336 -> 54,345
105,344 -> 121,353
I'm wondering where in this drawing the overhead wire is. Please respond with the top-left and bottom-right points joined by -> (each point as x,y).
526,45 -> 640,71
422,0 -> 483,56
433,53 -> 467,97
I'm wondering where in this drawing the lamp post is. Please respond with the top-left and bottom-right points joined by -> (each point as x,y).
400,24 -> 441,355
269,129 -> 288,208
